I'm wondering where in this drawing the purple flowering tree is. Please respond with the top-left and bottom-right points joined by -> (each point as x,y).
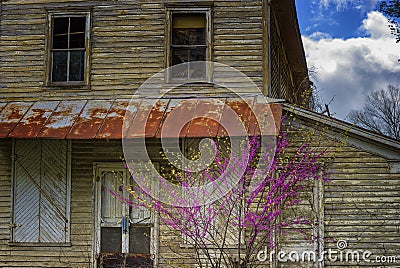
113,129 -> 328,268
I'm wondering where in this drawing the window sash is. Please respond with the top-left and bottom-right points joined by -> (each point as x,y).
47,13 -> 89,85
167,9 -> 211,82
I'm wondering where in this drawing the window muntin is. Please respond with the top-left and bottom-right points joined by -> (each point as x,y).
50,16 -> 87,83
169,12 -> 209,80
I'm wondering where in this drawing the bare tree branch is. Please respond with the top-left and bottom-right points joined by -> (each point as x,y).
348,85 -> 400,140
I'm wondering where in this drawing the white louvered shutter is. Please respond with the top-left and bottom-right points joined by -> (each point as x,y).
13,140 -> 41,242
13,140 -> 69,243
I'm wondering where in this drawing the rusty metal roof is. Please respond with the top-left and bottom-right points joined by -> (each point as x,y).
0,98 -> 282,139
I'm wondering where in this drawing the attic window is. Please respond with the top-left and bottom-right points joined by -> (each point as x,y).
169,12 -> 210,80
49,15 -> 89,85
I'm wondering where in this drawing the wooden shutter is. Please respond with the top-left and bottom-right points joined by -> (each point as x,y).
13,140 -> 69,243
13,140 -> 41,242
39,140 -> 69,242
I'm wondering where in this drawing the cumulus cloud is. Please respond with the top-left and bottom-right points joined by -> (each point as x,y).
303,11 -> 400,119
361,11 -> 393,39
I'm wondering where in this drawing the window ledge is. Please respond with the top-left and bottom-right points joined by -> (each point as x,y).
8,242 -> 71,247
160,82 -> 216,93
43,84 -> 91,91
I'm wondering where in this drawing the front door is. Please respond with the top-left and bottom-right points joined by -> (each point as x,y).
95,164 -> 157,268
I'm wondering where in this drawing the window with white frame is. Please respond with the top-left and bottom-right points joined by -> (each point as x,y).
12,140 -> 70,243
48,13 -> 90,85
168,9 -> 211,81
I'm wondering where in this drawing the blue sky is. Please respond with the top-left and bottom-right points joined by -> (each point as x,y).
296,0 -> 378,39
294,0 -> 400,120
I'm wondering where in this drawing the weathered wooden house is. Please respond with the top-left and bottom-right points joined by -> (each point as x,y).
0,0 -> 399,267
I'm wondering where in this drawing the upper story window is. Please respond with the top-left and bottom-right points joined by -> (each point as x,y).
168,9 -> 211,81
47,13 -> 90,86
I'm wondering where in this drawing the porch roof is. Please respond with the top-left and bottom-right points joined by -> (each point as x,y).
0,97 -> 282,139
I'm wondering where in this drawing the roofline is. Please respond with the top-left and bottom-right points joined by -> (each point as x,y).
283,103 -> 400,160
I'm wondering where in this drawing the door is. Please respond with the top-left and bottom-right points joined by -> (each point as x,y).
95,164 -> 157,268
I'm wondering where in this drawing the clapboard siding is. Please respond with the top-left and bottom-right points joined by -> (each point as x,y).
0,140 -> 12,249
0,134 -> 398,267
0,0 -> 268,98
278,118 -> 400,267
324,152 -> 399,267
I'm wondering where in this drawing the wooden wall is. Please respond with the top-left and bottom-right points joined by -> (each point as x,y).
276,115 -> 400,267
0,129 -> 398,267
0,0 -> 267,99
0,139 -> 123,267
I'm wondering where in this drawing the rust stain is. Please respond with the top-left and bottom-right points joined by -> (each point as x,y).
250,99 -> 281,136
97,99 -> 140,139
270,103 -> 282,132
187,99 -> 225,138
38,100 -> 86,138
217,98 -> 254,137
0,98 -> 282,140
156,99 -> 198,139
67,100 -> 113,139
125,99 -> 168,138
0,102 -> 33,138
9,101 -> 59,138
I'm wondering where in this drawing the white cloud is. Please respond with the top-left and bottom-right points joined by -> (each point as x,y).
361,11 -> 392,39
303,11 -> 400,119
308,31 -> 333,40
307,0 -> 379,35
313,0 -> 379,11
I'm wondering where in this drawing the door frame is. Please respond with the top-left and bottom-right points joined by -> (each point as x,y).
93,162 -> 159,267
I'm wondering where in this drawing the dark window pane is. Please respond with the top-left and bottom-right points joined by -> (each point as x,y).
170,63 -> 188,79
53,18 -> 69,49
69,50 -> 85,81
190,47 -> 206,62
172,47 -> 189,65
70,33 -> 85,48
53,17 -> 68,35
70,17 -> 85,33
129,226 -> 150,254
52,34 -> 68,49
52,51 -> 67,82
171,48 -> 188,79
189,60 -> 207,79
172,28 -> 206,45
101,227 -> 122,253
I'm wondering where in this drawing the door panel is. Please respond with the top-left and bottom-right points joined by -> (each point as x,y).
129,226 -> 151,254
101,227 -> 122,253
101,171 -> 124,223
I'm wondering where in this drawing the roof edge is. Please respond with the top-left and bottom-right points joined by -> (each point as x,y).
283,103 -> 400,160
